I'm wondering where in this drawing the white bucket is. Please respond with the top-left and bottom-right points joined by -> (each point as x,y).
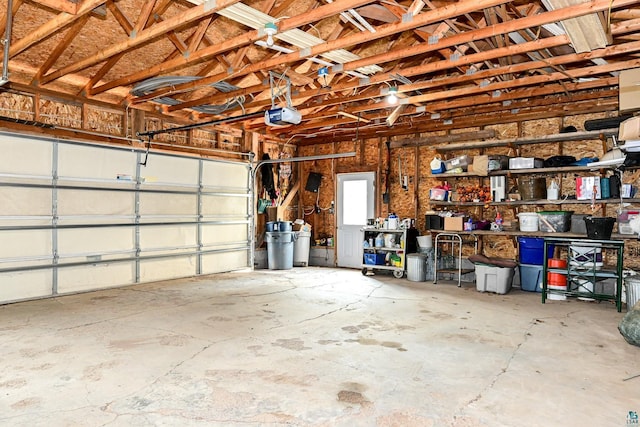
416,235 -> 432,249
548,284 -> 567,300
518,212 -> 539,232
576,278 -> 595,301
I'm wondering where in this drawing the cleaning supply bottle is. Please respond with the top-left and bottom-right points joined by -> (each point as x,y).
547,180 -> 559,200
495,210 -> 503,226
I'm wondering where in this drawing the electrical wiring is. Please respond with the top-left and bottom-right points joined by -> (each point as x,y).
131,76 -> 250,115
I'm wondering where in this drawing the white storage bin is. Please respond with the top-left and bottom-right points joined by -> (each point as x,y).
475,264 -> 515,294
508,157 -> 543,169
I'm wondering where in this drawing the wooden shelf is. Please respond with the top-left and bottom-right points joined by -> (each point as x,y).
430,198 -> 640,207
434,128 -> 617,153
427,229 -> 638,240
429,164 -> 626,179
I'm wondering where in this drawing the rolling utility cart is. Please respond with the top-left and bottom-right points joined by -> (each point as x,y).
433,232 -> 478,287
361,227 -> 407,278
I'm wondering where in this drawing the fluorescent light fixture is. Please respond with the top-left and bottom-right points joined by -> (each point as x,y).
217,3 -> 382,75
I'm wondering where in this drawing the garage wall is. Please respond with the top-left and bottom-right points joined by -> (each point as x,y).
0,132 -> 251,303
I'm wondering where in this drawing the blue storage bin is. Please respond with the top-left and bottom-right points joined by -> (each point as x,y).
519,264 -> 543,292
518,237 -> 554,265
364,253 -> 386,265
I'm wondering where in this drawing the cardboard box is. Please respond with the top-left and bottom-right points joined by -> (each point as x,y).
619,116 -> 640,140
619,68 -> 640,113
292,219 -> 312,232
444,216 -> 464,231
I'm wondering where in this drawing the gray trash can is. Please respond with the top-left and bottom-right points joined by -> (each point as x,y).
407,253 -> 427,282
293,230 -> 311,267
626,276 -> 640,311
265,231 -> 296,270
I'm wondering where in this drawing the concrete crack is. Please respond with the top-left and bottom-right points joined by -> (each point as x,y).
450,316 -> 539,426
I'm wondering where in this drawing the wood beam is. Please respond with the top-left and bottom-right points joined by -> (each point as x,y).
8,0 -> 107,57
38,0 -> 243,85
32,14 -> 90,85
390,129 -> 497,148
162,0 -> 632,114
90,0 -> 383,95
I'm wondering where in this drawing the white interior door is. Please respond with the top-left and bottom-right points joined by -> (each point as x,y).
336,172 -> 375,268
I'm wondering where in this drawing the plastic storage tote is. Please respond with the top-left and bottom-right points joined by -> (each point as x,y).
518,237 -> 554,265
519,264 -> 543,292
475,264 -> 515,294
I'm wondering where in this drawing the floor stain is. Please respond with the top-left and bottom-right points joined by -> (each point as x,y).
337,390 -> 369,405
341,326 -> 360,333
0,378 -> 27,388
346,338 -> 407,352
429,312 -> 454,320
159,335 -> 188,346
82,361 -> 118,382
207,315 -> 233,322
30,363 -> 53,371
10,397 -> 41,409
317,339 -> 341,345
271,338 -> 310,351
48,344 -> 69,353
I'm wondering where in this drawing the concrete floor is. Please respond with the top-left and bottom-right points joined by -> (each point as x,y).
1,267 -> 639,426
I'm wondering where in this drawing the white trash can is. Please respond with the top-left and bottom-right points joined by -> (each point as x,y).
293,231 -> 311,267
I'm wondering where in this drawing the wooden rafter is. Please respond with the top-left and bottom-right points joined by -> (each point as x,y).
32,15 -> 90,85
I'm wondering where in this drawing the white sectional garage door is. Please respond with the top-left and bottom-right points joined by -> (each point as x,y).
0,132 -> 251,303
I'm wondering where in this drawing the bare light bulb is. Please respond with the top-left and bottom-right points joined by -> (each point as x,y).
387,87 -> 398,104
264,22 -> 278,47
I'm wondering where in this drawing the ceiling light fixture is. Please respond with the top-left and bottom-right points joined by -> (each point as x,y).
264,22 -> 278,47
217,4 -> 382,75
387,87 -> 398,104
318,67 -> 329,87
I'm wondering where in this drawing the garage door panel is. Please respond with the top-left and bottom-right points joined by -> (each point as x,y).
0,270 -> 52,302
0,133 -> 251,302
201,194 -> 248,216
201,250 -> 248,274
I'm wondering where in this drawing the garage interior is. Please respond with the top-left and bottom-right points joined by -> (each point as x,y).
1,0 -> 640,425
